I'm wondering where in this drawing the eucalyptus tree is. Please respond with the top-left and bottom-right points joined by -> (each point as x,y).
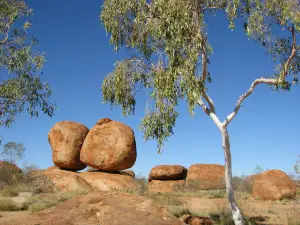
1,141 -> 25,165
0,0 -> 55,131
100,1 -> 300,224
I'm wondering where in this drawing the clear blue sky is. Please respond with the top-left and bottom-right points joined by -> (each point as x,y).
1,0 -> 299,177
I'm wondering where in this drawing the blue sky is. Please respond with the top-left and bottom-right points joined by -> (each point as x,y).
1,0 -> 299,177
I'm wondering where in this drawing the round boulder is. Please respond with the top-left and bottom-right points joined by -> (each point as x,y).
186,164 -> 225,190
80,118 -> 136,171
48,121 -> 89,171
251,170 -> 296,200
149,165 -> 187,181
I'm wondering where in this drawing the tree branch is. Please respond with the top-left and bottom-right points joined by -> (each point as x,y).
200,38 -> 208,83
224,78 -> 277,126
202,91 -> 216,114
198,97 -> 222,128
280,26 -> 298,82
0,18 -> 14,45
224,27 -> 299,127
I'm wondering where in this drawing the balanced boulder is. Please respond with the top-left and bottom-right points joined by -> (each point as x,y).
149,165 -> 187,181
48,121 -> 89,171
148,165 -> 187,193
78,171 -> 139,192
186,164 -> 225,190
80,118 -> 136,171
251,170 -> 296,200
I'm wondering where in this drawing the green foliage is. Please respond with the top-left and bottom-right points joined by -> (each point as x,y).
101,0 -> 300,151
252,165 -> 263,175
0,0 -> 55,129
1,141 -> 25,164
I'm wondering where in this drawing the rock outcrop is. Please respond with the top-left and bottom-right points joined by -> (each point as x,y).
0,192 -> 183,225
78,171 -> 139,192
0,161 -> 22,174
251,170 -> 296,200
148,180 -> 185,193
32,167 -> 92,193
186,164 -> 225,190
80,118 -> 136,171
48,121 -> 89,171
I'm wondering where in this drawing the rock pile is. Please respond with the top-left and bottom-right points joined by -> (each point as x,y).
148,165 -> 187,193
47,118 -> 138,192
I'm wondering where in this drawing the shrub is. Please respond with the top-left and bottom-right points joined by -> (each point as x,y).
167,206 -> 190,218
133,175 -> 148,196
25,194 -> 61,213
232,176 -> 252,193
206,190 -> 226,199
59,189 -> 89,201
0,198 -> 20,211
0,183 -> 31,197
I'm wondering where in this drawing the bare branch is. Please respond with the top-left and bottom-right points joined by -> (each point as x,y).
198,97 -> 222,128
280,26 -> 298,82
224,28 -> 299,127
224,78 -> 277,126
200,38 -> 208,83
198,97 -> 211,116
202,91 -> 215,113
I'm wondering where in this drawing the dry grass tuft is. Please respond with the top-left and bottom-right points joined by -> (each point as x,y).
0,198 -> 20,211
0,183 -> 31,197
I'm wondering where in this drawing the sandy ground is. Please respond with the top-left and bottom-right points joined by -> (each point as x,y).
185,197 -> 300,224
0,191 -> 299,225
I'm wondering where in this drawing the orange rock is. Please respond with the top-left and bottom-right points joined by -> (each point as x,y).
148,180 -> 185,193
48,121 -> 89,171
1,192 -> 182,225
149,165 -> 187,181
251,170 -> 296,200
189,217 -> 213,225
186,164 -> 225,190
41,168 -> 92,192
121,170 -> 135,179
0,160 -> 22,174
78,171 -> 139,192
80,118 -> 136,171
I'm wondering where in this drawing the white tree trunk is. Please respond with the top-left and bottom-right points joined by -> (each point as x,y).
220,127 -> 245,225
